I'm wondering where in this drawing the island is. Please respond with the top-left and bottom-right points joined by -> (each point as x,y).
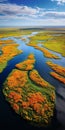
0,39 -> 22,73
3,54 -> 55,127
46,61 -> 65,84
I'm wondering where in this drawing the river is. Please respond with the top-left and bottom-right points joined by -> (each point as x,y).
0,32 -> 65,130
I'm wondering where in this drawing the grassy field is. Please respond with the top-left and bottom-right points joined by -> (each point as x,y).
0,28 -> 39,38
0,28 -> 65,57
28,31 -> 65,57
28,32 -> 59,59
44,34 -> 65,56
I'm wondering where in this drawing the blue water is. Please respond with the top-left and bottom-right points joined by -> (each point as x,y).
0,32 -> 65,130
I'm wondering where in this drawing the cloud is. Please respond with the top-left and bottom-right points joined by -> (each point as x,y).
0,0 -> 7,2
40,11 -> 65,19
0,3 -> 65,26
0,3 -> 39,16
51,0 -> 65,5
0,3 -> 65,18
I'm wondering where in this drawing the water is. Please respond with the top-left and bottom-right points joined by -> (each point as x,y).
0,32 -> 65,130
0,50 -> 3,55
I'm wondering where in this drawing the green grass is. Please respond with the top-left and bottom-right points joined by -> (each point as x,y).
43,35 -> 65,56
28,32 -> 65,57
0,28 -> 39,38
0,61 -> 7,73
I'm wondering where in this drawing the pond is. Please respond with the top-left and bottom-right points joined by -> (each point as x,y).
0,32 -> 65,130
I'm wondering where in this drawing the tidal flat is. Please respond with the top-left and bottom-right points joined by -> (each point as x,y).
0,28 -> 65,129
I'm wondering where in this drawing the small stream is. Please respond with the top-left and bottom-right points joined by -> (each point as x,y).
0,32 -> 65,129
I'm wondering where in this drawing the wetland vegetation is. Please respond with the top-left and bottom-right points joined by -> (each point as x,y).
27,31 -> 65,57
3,54 -> 55,126
0,28 -> 65,129
0,39 -> 22,73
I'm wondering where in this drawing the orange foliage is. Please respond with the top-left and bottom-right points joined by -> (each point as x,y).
0,39 -> 15,45
41,108 -> 45,115
16,88 -> 22,93
12,103 -> 19,111
28,44 -> 59,59
47,61 -> 65,77
28,92 -> 45,105
0,41 -> 22,73
41,48 -> 59,59
30,70 -> 48,87
8,91 -> 21,103
3,39 -> 15,44
7,70 -> 27,88
44,104 -> 49,111
27,54 -> 35,59
21,92 -> 51,115
0,40 -> 4,44
22,102 -> 29,109
16,54 -> 35,71
21,92 -> 47,114
50,72 -> 65,84
33,103 -> 42,114
7,76 -> 19,88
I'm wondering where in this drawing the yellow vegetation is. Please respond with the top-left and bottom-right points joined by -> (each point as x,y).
0,40 -> 22,73
30,69 -> 48,87
28,43 -> 59,59
47,61 -> 65,77
0,28 -> 34,38
0,39 -> 15,44
16,54 -> 35,71
7,69 -> 28,88
3,54 -> 55,126
50,72 -> 65,84
8,91 -> 22,103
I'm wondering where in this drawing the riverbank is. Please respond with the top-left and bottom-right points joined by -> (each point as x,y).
0,29 -> 65,129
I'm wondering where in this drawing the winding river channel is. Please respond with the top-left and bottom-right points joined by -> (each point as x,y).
0,32 -> 65,130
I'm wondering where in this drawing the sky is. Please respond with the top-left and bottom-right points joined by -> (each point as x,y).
0,0 -> 65,27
